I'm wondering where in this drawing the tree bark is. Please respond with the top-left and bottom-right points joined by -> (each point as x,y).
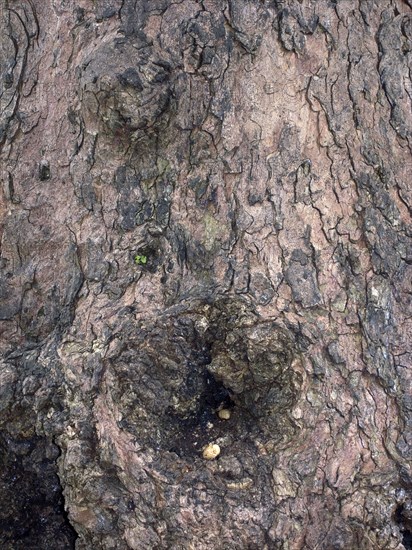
1,1 -> 411,548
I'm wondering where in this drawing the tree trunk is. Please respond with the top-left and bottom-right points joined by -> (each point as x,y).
1,1 -> 411,548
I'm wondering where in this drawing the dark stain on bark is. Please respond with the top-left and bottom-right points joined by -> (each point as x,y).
0,432 -> 77,550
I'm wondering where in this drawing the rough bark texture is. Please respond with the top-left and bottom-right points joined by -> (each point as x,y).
1,1 -> 412,549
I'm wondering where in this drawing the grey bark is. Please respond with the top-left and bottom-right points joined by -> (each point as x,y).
0,1 -> 411,549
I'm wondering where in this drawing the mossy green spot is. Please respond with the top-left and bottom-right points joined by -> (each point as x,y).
134,254 -> 148,265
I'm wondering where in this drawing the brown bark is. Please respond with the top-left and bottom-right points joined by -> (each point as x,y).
1,1 -> 411,548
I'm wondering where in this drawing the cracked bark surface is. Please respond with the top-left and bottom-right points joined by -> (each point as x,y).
1,1 -> 411,548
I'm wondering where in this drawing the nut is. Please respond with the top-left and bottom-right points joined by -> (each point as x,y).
202,443 -> 221,460
217,409 -> 231,420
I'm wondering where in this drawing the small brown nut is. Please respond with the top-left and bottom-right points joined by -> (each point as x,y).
217,409 -> 231,420
202,443 -> 220,460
